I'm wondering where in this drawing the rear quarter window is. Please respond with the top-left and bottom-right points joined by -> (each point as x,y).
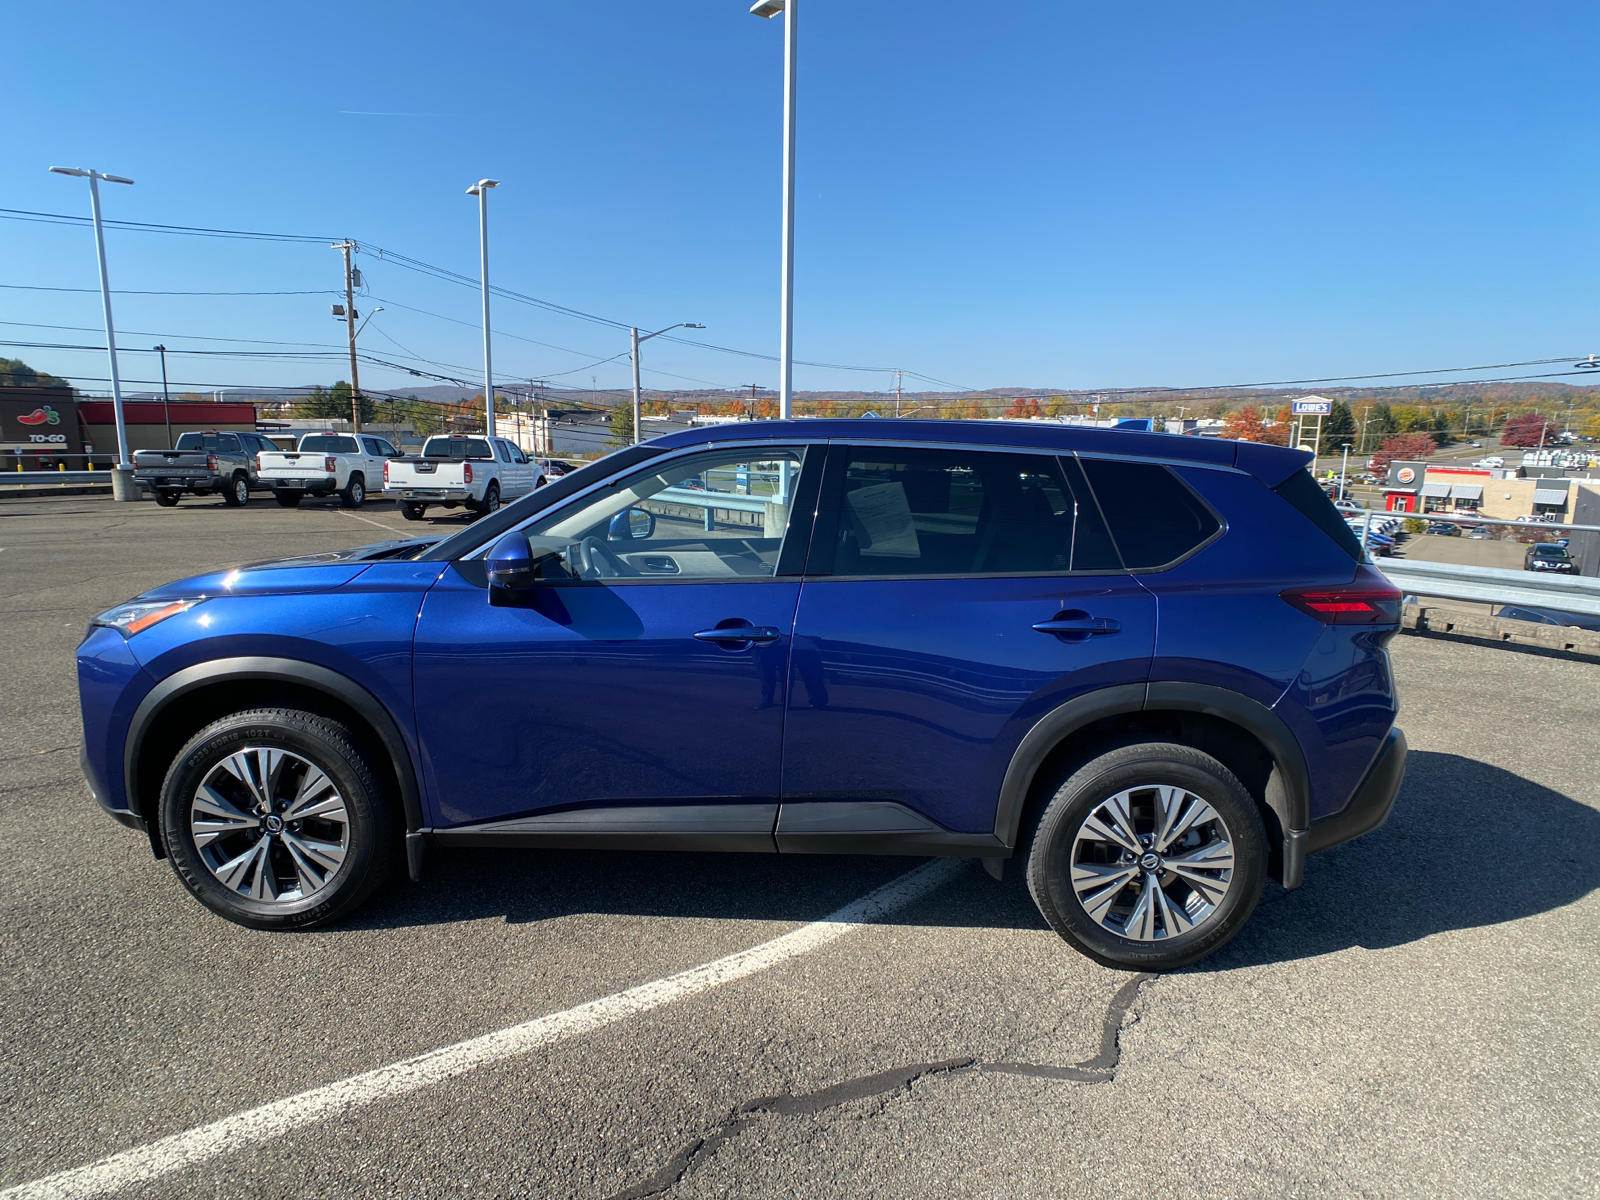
1078,458 -> 1222,569
1273,468 -> 1364,562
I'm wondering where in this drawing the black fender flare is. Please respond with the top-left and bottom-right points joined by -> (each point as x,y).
992,680 -> 1312,887
124,656 -> 425,842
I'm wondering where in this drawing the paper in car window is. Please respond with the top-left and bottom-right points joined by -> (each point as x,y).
845,482 -> 921,557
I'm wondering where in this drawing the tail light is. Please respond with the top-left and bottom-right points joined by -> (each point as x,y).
206,453 -> 219,472
463,463 -> 473,484
1280,567 -> 1401,625
382,460 -> 389,484
324,456 -> 337,473
253,454 -> 261,473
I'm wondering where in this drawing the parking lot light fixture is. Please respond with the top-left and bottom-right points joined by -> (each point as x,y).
466,179 -> 500,437
50,166 -> 136,495
750,0 -> 796,419
631,323 -> 706,444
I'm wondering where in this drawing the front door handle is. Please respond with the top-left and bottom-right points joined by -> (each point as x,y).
694,625 -> 782,644
1032,616 -> 1121,636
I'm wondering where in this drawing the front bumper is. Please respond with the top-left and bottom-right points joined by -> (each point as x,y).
1305,726 -> 1407,856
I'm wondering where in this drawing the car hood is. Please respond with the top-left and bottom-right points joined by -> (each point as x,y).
137,535 -> 444,600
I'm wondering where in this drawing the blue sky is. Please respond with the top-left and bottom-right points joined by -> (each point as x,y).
3,1 -> 1596,401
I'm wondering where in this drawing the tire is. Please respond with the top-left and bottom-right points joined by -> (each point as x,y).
471,482 -> 500,519
340,474 -> 366,508
400,501 -> 427,521
154,491 -> 180,507
275,490 -> 304,508
534,475 -> 547,489
1024,742 -> 1265,971
222,473 -> 249,507
159,708 -> 399,930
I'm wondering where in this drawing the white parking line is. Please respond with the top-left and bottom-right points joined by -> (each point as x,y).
334,510 -> 407,534
2,858 -> 965,1200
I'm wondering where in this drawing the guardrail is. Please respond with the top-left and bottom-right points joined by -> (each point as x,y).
1375,558 -> 1600,617
652,486 -> 775,514
1,470 -> 115,485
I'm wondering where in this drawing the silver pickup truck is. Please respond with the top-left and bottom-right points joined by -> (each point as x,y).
132,430 -> 280,507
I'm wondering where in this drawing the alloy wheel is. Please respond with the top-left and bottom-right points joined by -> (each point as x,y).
190,747 -> 349,903
1068,783 -> 1234,941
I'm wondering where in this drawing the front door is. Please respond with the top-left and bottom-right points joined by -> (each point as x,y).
779,444 -> 1156,838
413,443 -> 817,835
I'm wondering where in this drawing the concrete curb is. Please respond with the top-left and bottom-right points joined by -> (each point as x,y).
1402,602 -> 1600,658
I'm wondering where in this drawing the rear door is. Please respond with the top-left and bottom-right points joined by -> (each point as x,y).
778,443 -> 1156,841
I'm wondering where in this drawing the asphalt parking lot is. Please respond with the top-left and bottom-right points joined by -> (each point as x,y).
2,491 -> 1597,1199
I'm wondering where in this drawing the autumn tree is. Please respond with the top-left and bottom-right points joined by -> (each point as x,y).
1500,412 -> 1557,447
1368,432 -> 1438,474
1004,396 -> 1044,419
1221,405 -> 1266,441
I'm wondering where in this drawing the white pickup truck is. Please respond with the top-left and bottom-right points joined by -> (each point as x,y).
257,432 -> 402,508
383,435 -> 549,521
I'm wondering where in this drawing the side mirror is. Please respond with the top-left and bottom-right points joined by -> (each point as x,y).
607,506 -> 655,542
487,532 -> 572,605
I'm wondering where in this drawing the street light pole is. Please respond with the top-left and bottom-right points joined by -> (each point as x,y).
1339,443 -> 1351,502
467,179 -> 499,438
154,344 -> 172,449
50,166 -> 136,498
631,323 -> 705,444
751,0 -> 796,419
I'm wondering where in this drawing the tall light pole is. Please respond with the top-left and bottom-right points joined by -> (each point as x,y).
466,178 -> 499,437
751,0 -> 796,419
154,344 -> 173,450
49,165 -> 137,499
1339,443 -> 1351,502
631,323 -> 705,444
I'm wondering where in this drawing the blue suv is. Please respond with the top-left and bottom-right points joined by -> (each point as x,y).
77,421 -> 1406,970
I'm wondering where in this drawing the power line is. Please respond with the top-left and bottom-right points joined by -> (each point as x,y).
0,283 -> 333,297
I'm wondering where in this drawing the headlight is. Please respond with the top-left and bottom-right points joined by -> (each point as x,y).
91,598 -> 203,638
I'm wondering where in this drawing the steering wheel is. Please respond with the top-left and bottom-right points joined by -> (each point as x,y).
575,536 -> 630,580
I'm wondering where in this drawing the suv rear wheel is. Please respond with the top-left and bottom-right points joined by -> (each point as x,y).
1025,742 -> 1265,970
159,708 -> 399,930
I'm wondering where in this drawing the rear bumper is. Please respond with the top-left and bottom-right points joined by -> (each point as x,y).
387,487 -> 470,503
1305,726 -> 1407,856
134,474 -> 222,491
264,477 -> 337,491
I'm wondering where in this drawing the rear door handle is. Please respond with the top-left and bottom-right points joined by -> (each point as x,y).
694,626 -> 782,644
1032,616 -> 1121,636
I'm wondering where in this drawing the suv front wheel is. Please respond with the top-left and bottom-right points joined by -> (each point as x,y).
1025,742 -> 1265,971
159,708 -> 398,930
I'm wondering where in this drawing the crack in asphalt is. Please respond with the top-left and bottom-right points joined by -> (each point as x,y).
605,973 -> 1154,1200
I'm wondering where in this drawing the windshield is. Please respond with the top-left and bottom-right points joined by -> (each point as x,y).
298,435 -> 358,453
1533,546 -> 1569,557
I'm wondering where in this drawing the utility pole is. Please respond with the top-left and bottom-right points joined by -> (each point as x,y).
893,370 -> 903,417
154,345 -> 173,449
631,327 -> 641,445
332,241 -> 363,432
466,179 -> 499,439
1339,443 -> 1351,502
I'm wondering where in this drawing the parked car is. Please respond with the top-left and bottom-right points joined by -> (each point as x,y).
77,421 -> 1406,971
1426,522 -> 1462,536
383,435 -> 540,520
132,430 -> 280,507
257,432 -> 401,508
1466,525 -> 1494,539
1497,605 -> 1600,632
1524,544 -> 1576,573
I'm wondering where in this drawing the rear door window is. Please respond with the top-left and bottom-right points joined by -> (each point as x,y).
810,446 -> 1116,576
1076,458 -> 1222,569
